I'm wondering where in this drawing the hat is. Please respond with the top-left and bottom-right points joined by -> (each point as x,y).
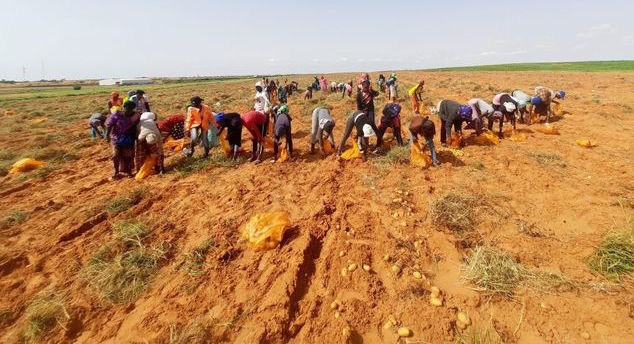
255,81 -> 264,88
190,96 -> 203,105
362,124 -> 376,137
531,96 -> 542,105
391,73 -> 397,79
215,112 -> 225,123
278,105 -> 288,114
123,100 -> 136,109
146,133 -> 157,145
458,105 -> 473,119
140,112 -> 156,121
503,102 -> 517,112
557,90 -> 566,99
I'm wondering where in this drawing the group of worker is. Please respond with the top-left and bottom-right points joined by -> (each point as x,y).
91,75 -> 565,179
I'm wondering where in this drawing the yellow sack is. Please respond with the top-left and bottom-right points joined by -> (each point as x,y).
220,131 -> 232,156
164,138 -> 185,151
278,147 -> 289,163
450,132 -> 463,149
341,141 -> 361,160
576,139 -> 598,148
9,158 -> 46,174
135,156 -> 157,180
323,140 -> 334,155
535,123 -> 560,135
242,212 -> 290,251
465,130 -> 499,146
410,142 -> 432,168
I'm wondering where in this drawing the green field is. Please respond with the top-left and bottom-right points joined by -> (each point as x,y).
428,60 -> 634,72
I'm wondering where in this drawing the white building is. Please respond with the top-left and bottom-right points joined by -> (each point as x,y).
98,77 -> 153,86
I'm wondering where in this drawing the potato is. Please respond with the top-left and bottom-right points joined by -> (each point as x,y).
391,265 -> 401,274
330,301 -> 339,310
334,311 -> 341,319
413,271 -> 423,279
383,254 -> 391,262
430,296 -> 443,307
348,263 -> 358,272
341,268 -> 348,277
339,250 -> 345,257
397,327 -> 412,337
342,327 -> 351,337
362,264 -> 371,272
457,312 -> 470,325
430,286 -> 440,297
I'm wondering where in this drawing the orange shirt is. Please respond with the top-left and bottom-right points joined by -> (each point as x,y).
185,104 -> 216,131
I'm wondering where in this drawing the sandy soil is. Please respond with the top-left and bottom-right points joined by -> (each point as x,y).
1,71 -> 633,343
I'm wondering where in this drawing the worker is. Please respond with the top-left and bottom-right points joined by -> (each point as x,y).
216,112 -> 243,161
277,82 -> 288,104
409,115 -> 438,166
184,96 -> 214,158
157,113 -> 185,141
337,110 -> 375,162
467,98 -> 494,135
129,90 -> 150,113
105,101 -> 140,179
304,86 -> 313,100
343,81 -> 353,99
107,92 -> 123,111
534,86 -> 566,123
89,111 -> 108,139
319,76 -> 328,93
436,100 -> 471,147
376,100 -> 404,149
377,74 -> 386,93
254,82 -> 272,115
386,73 -> 398,100
491,93 -> 519,136
137,112 -> 165,174
272,105 -> 293,162
241,110 -> 268,164
267,80 -> 277,105
310,106 -> 336,155
356,79 -> 380,136
511,90 -> 532,123
408,80 -> 425,114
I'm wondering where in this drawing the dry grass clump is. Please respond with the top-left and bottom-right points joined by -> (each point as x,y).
169,321 -> 210,344
23,289 -> 69,342
587,218 -> 634,280
455,326 -> 501,344
180,238 -> 216,277
0,210 -> 27,229
462,245 -> 570,297
375,146 -> 410,165
430,193 -> 478,232
82,221 -> 166,303
106,188 -> 146,216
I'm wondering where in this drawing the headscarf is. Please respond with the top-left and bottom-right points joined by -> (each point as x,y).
557,90 -> 566,99
362,124 -> 376,137
458,105 -> 473,119
531,96 -> 542,105
503,102 -> 516,113
140,112 -> 156,121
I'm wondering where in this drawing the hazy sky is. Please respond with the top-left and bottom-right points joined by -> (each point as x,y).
1,0 -> 633,80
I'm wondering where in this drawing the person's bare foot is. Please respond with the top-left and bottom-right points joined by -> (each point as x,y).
110,173 -> 122,181
254,159 -> 262,165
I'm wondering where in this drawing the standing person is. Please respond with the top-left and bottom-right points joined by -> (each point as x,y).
409,115 -> 438,166
377,74 -> 386,93
408,80 -> 425,114
267,80 -> 278,105
105,101 -> 140,179
337,111 -> 375,161
254,81 -> 272,115
277,82 -> 288,104
272,105 -> 293,162
89,111 -> 108,139
130,90 -> 150,113
137,112 -> 165,174
467,98 -> 494,135
356,79 -> 380,135
108,92 -> 123,111
216,112 -> 243,161
157,113 -> 185,141
386,73 -> 398,100
436,99 -> 471,147
319,76 -> 328,93
491,93 -> 519,136
310,106 -> 336,155
185,96 -> 214,158
511,90 -> 532,123
241,110 -> 268,164
376,101 -> 404,149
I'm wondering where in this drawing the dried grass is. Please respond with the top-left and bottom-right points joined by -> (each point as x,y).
23,289 -> 69,342
587,218 -> 634,281
430,193 -> 478,232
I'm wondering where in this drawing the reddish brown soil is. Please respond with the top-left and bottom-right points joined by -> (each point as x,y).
0,71 -> 633,343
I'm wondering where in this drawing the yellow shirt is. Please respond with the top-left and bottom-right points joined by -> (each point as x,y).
408,85 -> 423,96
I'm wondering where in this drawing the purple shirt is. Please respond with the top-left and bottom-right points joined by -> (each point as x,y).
106,111 -> 137,142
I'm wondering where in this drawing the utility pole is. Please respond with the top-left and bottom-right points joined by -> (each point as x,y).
41,60 -> 45,80
22,66 -> 26,81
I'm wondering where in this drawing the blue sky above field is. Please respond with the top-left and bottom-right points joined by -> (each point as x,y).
1,0 -> 633,80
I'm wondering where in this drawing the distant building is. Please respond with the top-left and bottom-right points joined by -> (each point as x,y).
98,78 -> 153,86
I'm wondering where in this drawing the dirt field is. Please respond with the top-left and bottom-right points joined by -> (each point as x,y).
0,71 -> 633,344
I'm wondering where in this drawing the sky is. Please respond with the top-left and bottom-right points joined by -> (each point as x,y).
1,0 -> 633,80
